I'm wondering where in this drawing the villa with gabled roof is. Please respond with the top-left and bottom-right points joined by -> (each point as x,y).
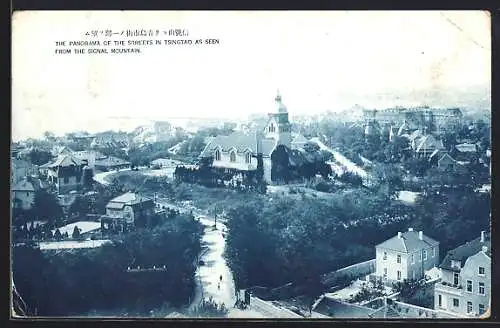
434,231 -> 491,318
101,192 -> 155,233
375,228 -> 440,282
39,154 -> 85,194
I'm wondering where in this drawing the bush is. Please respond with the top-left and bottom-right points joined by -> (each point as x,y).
189,297 -> 228,318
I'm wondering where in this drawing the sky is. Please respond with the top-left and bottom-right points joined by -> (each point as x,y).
12,11 -> 491,141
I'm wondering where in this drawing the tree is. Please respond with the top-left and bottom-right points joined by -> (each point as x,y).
28,149 -> 52,166
32,190 -> 63,224
54,228 -> 62,241
82,168 -> 94,188
72,226 -> 81,240
43,131 -> 56,141
189,296 -> 228,318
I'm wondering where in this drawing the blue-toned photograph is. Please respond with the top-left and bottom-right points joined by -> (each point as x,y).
11,10 -> 491,319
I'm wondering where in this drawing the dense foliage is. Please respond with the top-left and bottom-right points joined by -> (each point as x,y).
189,297 -> 229,318
12,214 -> 203,316
12,190 -> 64,227
224,185 -> 490,292
27,149 -> 53,166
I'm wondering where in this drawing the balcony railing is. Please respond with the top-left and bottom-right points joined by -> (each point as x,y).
435,281 -> 463,296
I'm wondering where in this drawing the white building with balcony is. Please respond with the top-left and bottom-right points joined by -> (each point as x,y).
434,231 -> 491,318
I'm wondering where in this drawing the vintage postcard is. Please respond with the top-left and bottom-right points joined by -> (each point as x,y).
11,11 -> 491,319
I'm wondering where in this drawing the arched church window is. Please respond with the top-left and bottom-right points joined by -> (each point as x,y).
245,152 -> 251,164
230,151 -> 236,162
269,124 -> 275,133
214,149 -> 221,161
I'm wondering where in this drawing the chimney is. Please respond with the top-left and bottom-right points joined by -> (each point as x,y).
419,231 -> 423,240
481,231 -> 485,243
397,232 -> 402,239
482,246 -> 488,253
408,228 -> 414,232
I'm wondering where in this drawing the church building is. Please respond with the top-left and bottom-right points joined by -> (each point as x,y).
199,91 -> 325,185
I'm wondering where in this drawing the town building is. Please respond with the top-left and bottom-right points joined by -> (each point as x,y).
198,91 -> 329,184
50,145 -> 74,157
375,228 -> 440,283
11,158 -> 37,185
11,177 -> 46,210
91,133 -> 130,149
94,156 -> 131,172
362,107 -> 462,135
437,153 -> 458,171
413,134 -> 445,159
100,192 -> 155,233
39,154 -> 86,194
451,143 -> 479,163
71,150 -> 107,168
434,231 -> 491,318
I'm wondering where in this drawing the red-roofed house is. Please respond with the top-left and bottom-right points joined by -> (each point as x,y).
375,228 -> 440,283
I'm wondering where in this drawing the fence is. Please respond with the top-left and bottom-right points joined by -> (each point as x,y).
388,299 -> 440,319
322,259 -> 376,287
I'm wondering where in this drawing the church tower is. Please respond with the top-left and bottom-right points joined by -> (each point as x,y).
264,90 -> 292,148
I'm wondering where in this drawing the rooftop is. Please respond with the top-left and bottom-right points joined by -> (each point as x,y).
94,156 -> 130,167
72,150 -> 107,159
44,154 -> 84,168
107,192 -> 153,208
376,229 -> 439,253
314,297 -> 374,318
200,132 -> 260,157
439,232 -> 491,272
455,143 -> 478,153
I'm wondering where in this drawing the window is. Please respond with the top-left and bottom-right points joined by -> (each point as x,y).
453,273 -> 459,285
451,260 -> 461,269
397,254 -> 401,264
64,176 -> 69,183
214,149 -> 221,161
453,298 -> 459,307
269,124 -> 275,133
420,251 -> 423,262
432,247 -> 436,257
478,304 -> 485,315
438,294 -> 442,307
478,267 -> 485,276
478,282 -> 485,295
245,152 -> 252,164
229,151 -> 236,162
383,252 -> 387,260
411,254 -> 415,264
397,271 -> 401,280
467,301 -> 473,314
466,280 -> 473,293
423,250 -> 427,261
383,268 -> 387,278
412,270 -> 416,280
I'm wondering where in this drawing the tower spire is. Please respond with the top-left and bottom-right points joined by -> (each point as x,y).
275,88 -> 282,103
